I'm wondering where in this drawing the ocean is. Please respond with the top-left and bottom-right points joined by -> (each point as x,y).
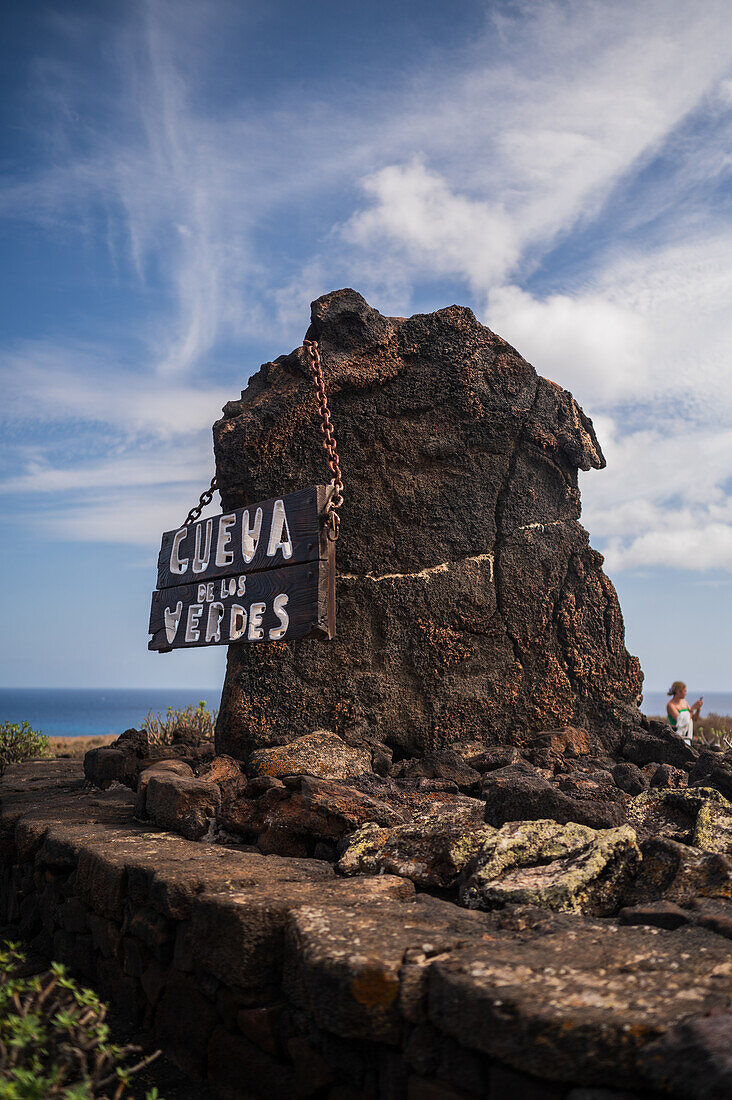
641,691 -> 732,719
0,687 -> 729,740
0,688 -> 221,739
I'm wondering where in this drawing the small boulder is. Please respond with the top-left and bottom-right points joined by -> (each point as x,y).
391,749 -> 481,793
526,726 -> 591,762
198,754 -> 243,786
627,836 -> 732,906
621,727 -> 696,770
649,763 -> 687,789
246,731 -> 372,780
338,802 -> 491,889
482,763 -> 625,830
466,746 -> 522,773
145,774 -> 221,841
693,799 -> 732,856
627,787 -> 732,845
83,747 -> 133,789
611,762 -> 647,796
690,758 -> 732,802
460,820 -> 639,916
135,759 -> 194,817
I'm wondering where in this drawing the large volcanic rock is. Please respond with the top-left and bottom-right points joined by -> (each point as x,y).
214,289 -> 641,761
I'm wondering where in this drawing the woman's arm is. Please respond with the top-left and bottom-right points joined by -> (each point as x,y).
691,698 -> 703,719
667,701 -> 679,720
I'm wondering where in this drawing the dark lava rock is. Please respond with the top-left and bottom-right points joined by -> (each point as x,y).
339,806 -> 492,889
390,749 -> 481,793
690,758 -> 732,801
625,836 -> 732,906
649,763 -> 687,789
84,728 -> 214,790
220,772 -> 485,858
482,763 -> 625,829
525,726 -> 592,766
465,746 -> 523,773
214,289 -> 641,761
639,1011 -> 732,1100
611,762 -> 647,795
459,820 -> 639,917
144,774 -> 221,841
621,726 -> 696,770
246,731 -> 372,781
426,920 -> 732,1090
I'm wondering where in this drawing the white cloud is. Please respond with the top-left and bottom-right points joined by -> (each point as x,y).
344,162 -> 520,293
1,0 -> 731,576
485,285 -> 649,405
26,485 -> 211,546
0,340 -> 230,438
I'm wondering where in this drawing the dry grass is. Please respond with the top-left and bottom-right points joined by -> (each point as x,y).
140,700 -> 217,746
49,735 -> 116,759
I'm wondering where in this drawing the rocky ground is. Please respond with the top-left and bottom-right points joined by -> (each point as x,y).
85,718 -> 732,933
1,718 -> 729,1100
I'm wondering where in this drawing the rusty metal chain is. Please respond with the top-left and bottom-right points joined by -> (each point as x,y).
182,475 -> 218,528
181,340 -> 344,540
303,338 -> 344,541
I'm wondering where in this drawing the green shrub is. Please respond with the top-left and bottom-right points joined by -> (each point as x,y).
140,700 -> 217,746
0,942 -> 162,1099
0,722 -> 50,774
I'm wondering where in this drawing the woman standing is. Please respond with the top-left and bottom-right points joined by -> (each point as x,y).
667,681 -> 703,744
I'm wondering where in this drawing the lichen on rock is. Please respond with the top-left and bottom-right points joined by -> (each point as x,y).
338,801 -> 491,889
459,819 -> 640,916
246,731 -> 372,780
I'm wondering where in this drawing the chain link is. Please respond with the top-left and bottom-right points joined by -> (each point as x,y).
183,475 -> 218,528
180,340 -> 344,540
303,338 -> 344,541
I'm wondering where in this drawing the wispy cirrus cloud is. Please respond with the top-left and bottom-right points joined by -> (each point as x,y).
1,0 -> 731,572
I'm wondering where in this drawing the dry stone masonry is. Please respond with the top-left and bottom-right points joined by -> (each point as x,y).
213,289 -> 642,762
3,758 -> 732,1100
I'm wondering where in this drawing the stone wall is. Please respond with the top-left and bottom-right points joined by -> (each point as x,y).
3,760 -> 730,1099
214,290 -> 642,763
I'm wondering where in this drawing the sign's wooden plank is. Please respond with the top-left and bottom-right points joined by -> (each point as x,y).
148,559 -> 332,652
156,485 -> 331,591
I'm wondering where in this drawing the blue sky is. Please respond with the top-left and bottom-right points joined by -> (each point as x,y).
1,0 -> 730,693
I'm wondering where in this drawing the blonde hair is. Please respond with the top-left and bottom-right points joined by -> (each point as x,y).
668,681 -> 686,697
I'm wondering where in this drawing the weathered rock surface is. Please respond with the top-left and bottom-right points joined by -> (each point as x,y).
482,762 -> 625,830
246,731 -> 372,780
145,774 -> 221,841
639,1011 -> 732,1100
220,774 -> 483,859
690,754 -> 732,801
84,727 -> 214,790
338,804 -> 492,889
621,724 -> 697,770
459,820 -> 639,916
429,920 -> 732,1091
214,289 -> 641,761
626,787 -> 732,846
626,837 -> 732,906
5,759 -> 732,1100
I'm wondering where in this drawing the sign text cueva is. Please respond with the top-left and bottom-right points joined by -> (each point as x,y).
149,485 -> 336,652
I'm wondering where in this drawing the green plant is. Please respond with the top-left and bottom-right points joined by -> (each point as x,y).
140,700 -> 217,746
0,943 -> 161,1099
694,713 -> 732,752
0,723 -> 50,774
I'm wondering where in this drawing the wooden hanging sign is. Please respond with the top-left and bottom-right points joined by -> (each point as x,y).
149,485 -> 335,652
